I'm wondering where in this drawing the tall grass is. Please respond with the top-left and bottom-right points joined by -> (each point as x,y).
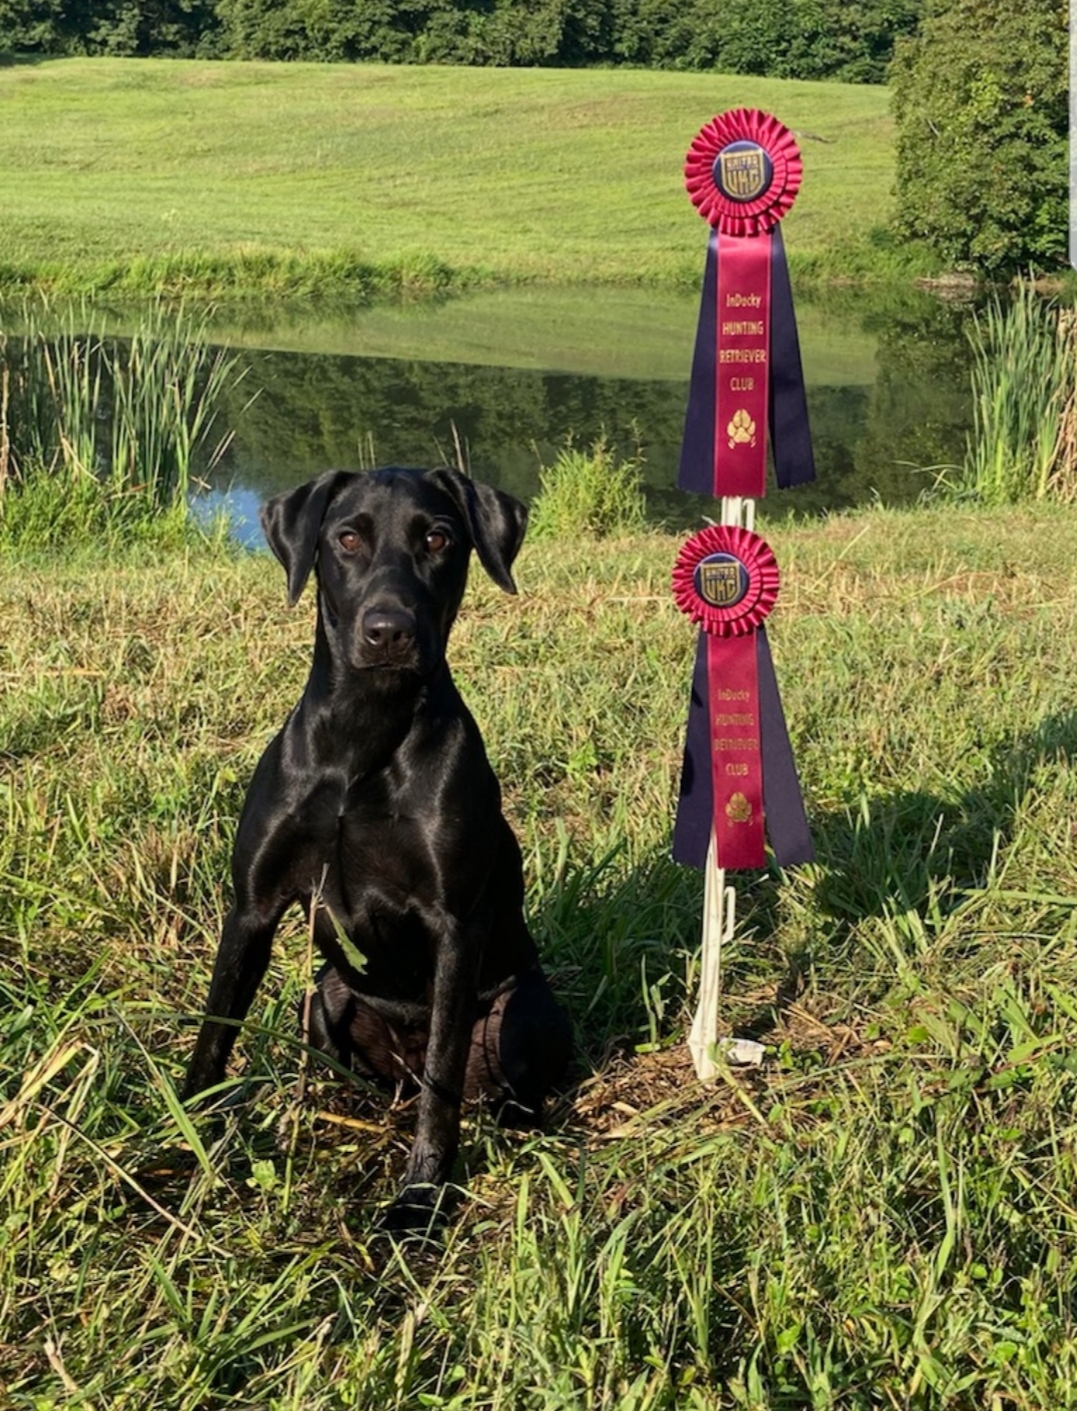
6,505 -> 1077,1404
0,301 -> 244,545
529,438 -> 649,540
957,284 -> 1077,504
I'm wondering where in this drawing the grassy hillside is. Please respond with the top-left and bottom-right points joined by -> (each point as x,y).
0,58 -> 907,298
4,504 -> 1077,1405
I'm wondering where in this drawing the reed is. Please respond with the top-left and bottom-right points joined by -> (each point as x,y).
6,504 -> 1077,1406
1049,308 -> 1077,501
0,301 -> 244,543
958,284 -> 1077,504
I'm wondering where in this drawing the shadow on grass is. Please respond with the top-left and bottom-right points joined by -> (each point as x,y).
538,710 -> 1077,1063
812,708 -> 1077,930
530,844 -> 704,1064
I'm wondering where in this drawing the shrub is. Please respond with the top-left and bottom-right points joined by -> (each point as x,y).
528,438 -> 648,540
890,0 -> 1068,274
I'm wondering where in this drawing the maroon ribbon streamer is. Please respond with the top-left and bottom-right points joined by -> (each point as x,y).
713,230 -> 772,499
706,629 -> 765,868
679,226 -> 815,498
672,627 -> 814,872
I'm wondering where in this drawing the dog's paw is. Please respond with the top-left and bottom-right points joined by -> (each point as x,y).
380,1183 -> 453,1241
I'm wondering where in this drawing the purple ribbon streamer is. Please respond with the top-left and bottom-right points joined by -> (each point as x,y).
678,226 -> 815,496
672,627 -> 814,871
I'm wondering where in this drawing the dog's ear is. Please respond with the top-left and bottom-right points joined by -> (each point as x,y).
429,468 -> 527,594
260,471 -> 349,605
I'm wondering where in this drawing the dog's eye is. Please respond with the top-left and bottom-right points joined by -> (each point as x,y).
425,529 -> 450,554
338,530 -> 361,554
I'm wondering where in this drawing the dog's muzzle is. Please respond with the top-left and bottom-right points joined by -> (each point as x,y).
358,605 -> 419,667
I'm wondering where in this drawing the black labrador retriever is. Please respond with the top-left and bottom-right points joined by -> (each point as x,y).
182,466 -> 571,1229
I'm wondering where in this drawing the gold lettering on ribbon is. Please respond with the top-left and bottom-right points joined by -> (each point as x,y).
719,349 -> 769,363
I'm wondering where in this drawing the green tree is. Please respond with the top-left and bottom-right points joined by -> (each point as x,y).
0,0 -> 80,52
214,0 -> 442,60
1,0 -> 922,72
782,0 -> 921,82
890,0 -> 1067,273
0,0 -> 217,54
609,0 -> 920,80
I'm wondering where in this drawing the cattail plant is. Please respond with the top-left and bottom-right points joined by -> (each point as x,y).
0,300 -> 245,538
959,284 -> 1076,505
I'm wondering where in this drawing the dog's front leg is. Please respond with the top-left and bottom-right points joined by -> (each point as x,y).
182,903 -> 280,1103
387,920 -> 477,1231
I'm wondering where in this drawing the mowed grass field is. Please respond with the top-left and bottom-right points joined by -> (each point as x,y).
0,58 -> 900,297
5,505 -> 1077,1406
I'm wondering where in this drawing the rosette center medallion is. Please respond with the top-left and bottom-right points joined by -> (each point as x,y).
694,553 -> 748,609
712,141 -> 773,204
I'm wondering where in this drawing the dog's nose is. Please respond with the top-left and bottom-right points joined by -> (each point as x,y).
362,607 -> 417,650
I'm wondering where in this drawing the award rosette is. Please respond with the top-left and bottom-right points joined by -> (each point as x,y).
671,525 -> 813,871
679,109 -> 815,499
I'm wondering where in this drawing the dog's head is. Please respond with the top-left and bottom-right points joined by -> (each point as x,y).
260,467 -> 527,677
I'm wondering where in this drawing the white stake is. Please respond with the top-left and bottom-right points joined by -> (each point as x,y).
687,494 -> 765,1079
688,833 -> 736,1078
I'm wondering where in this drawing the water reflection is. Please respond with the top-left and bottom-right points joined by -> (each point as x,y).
202,282 -> 976,543
0,283 -> 976,541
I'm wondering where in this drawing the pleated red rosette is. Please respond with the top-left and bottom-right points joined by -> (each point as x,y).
672,524 -> 779,637
672,525 -> 811,872
678,109 -> 814,499
684,108 -> 802,238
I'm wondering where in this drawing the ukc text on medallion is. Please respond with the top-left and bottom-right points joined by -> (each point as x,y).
714,141 -> 772,203
696,553 -> 749,609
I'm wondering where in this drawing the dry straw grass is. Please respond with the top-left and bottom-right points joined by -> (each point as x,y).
6,503 -> 1077,1404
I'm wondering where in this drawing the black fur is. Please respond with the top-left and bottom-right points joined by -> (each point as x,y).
182,466 -> 571,1230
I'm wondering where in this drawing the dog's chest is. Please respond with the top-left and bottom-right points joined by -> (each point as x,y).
334,805 -> 437,901
317,804 -> 451,1001
327,757 -> 470,907
279,717 -> 491,937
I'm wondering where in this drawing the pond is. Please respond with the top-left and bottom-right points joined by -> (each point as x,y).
13,282 -> 981,544
193,281 -> 978,545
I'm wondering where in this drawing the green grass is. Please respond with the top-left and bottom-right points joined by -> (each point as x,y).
5,502 -> 1077,1404
955,284 -> 1077,505
0,299 -> 245,548
0,58 -> 922,300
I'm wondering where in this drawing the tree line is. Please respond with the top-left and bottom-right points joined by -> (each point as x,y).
2,0 -> 922,83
